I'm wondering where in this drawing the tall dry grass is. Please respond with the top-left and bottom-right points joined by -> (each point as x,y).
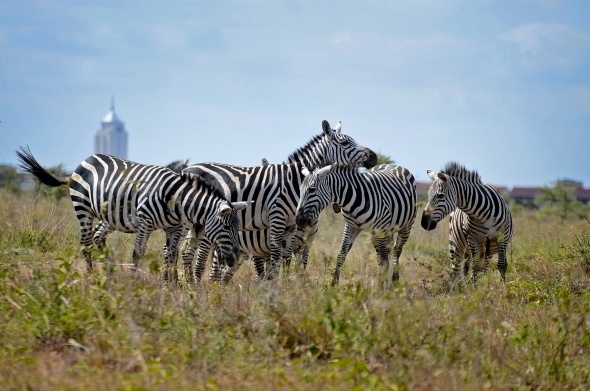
0,189 -> 589,390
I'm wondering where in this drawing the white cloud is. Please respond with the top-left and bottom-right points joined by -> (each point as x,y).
498,23 -> 590,72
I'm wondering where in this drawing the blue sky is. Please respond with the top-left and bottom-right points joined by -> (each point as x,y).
1,1 -> 589,188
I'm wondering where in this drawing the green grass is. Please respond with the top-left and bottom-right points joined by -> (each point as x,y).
1,189 -> 589,390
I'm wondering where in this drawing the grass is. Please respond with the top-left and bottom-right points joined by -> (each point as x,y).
1,189 -> 589,390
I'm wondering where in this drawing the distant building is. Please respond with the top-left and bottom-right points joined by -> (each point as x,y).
94,97 -> 128,159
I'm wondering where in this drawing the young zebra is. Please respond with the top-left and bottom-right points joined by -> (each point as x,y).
182,120 -> 377,282
420,162 -> 513,282
16,147 -> 247,282
295,164 -> 417,286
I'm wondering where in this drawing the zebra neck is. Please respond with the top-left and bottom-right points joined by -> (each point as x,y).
329,171 -> 360,211
284,135 -> 331,169
452,180 -> 491,223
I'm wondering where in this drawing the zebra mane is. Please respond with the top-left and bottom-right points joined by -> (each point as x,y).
440,162 -> 481,183
165,159 -> 189,174
284,133 -> 327,166
180,171 -> 230,203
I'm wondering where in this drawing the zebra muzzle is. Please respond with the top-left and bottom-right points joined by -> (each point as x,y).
420,212 -> 437,231
295,212 -> 314,230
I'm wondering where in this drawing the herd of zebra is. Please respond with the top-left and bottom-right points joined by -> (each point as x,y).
16,119 -> 513,286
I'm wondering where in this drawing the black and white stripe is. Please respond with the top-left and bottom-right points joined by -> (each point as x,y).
16,147 -> 246,282
296,164 -> 417,285
201,222 -> 319,283
420,162 -> 513,282
182,120 -> 377,282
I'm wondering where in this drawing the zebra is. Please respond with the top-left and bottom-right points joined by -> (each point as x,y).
201,222 -> 319,283
197,156 -> 318,283
92,158 -> 191,257
16,147 -> 248,282
295,164 -> 417,286
420,162 -> 513,282
182,119 -> 377,283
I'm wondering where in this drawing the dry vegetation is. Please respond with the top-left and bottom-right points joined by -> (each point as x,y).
1,189 -> 589,390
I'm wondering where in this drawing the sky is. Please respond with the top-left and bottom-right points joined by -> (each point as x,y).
1,1 -> 589,188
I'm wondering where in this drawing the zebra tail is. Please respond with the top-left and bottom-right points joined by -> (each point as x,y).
485,237 -> 491,257
16,146 -> 68,188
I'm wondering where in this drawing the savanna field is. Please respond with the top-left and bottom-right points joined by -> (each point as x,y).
1,188 -> 589,390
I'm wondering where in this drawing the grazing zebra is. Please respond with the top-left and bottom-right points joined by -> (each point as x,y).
295,164 -> 417,286
420,162 -> 513,282
201,222 -> 319,283
199,156 -> 319,283
182,120 -> 377,282
16,147 -> 247,282
92,158 -> 191,256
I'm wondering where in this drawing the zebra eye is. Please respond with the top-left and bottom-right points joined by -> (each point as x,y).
436,193 -> 445,200
308,186 -> 317,194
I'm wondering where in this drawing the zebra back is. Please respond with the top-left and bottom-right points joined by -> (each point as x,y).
296,164 -> 417,231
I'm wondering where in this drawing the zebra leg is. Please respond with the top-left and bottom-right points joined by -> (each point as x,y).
192,237 -> 212,283
253,256 -> 267,281
391,226 -> 412,282
497,240 -> 508,282
371,230 -> 390,286
266,223 -> 287,280
93,221 -> 115,275
132,218 -> 155,274
78,217 -> 95,272
295,221 -> 319,270
281,225 -> 296,270
332,224 -> 362,286
449,240 -> 465,280
180,225 -> 203,285
208,246 -> 223,283
471,240 -> 487,282
162,227 -> 185,283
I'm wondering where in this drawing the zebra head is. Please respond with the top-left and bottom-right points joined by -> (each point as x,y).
204,201 -> 250,268
421,170 -> 458,231
321,120 -> 378,169
295,164 -> 336,229
288,120 -> 377,169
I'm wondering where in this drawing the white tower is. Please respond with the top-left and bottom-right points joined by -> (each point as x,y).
94,97 -> 128,159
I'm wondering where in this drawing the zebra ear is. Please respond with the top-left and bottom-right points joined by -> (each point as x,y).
322,120 -> 334,139
437,172 -> 448,182
317,164 -> 334,179
219,203 -> 233,216
232,201 -> 251,211
427,170 -> 437,181
261,158 -> 269,166
301,167 -> 310,177
333,121 -> 342,134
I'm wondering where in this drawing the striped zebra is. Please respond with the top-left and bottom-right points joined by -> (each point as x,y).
420,162 -> 513,282
182,120 -> 377,282
201,222 -> 318,283
92,158 -> 191,257
295,164 -> 417,285
198,157 -> 319,283
16,147 -> 247,282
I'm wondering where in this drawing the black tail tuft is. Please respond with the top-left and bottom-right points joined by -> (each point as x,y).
16,146 -> 67,188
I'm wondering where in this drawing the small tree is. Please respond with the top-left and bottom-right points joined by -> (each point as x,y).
537,182 -> 585,219
0,164 -> 22,194
376,152 -> 395,165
